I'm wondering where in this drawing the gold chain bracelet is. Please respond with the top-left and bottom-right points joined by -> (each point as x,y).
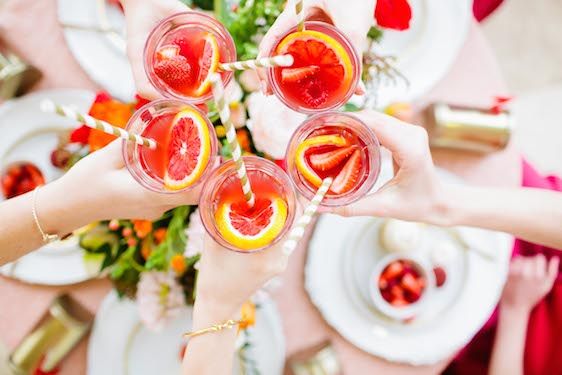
183,319 -> 242,340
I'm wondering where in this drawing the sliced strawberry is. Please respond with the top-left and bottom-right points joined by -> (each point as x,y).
309,145 -> 356,171
156,45 -> 180,61
382,261 -> 404,280
433,266 -> 447,287
330,149 -> 362,194
401,273 -> 422,295
281,65 -> 319,83
154,56 -> 194,91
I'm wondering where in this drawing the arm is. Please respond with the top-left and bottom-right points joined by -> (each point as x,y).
332,110 -> 562,250
0,141 -> 199,265
489,255 -> 559,375
182,235 -> 289,374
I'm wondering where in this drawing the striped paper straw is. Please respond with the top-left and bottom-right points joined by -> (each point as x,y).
218,55 -> 294,72
40,100 -> 157,149
283,177 -> 333,255
210,73 -> 255,207
294,0 -> 305,32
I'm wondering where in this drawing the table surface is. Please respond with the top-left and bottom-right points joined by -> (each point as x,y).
0,1 -> 521,374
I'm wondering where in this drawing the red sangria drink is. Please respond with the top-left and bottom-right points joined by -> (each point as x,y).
285,112 -> 380,206
123,99 -> 217,193
267,22 -> 360,113
144,11 -> 236,103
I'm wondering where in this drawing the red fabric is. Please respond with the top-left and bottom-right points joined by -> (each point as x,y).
444,159 -> 562,375
473,0 -> 505,22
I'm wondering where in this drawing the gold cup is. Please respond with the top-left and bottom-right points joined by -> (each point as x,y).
285,341 -> 342,375
8,294 -> 93,374
424,103 -> 513,153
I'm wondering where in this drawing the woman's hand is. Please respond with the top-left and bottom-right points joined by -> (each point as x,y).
52,140 -> 200,231
121,0 -> 188,99
500,254 -> 559,315
257,0 -> 375,94
331,110 -> 447,225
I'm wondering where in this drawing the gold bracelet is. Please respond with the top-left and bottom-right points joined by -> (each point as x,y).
183,319 -> 242,340
32,186 -> 60,244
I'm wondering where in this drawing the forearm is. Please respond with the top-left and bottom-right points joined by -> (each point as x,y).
439,184 -> 562,249
0,179 -> 94,265
182,297 -> 239,375
489,305 -> 529,375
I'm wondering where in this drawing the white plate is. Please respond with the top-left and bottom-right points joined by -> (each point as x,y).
88,292 -> 286,375
371,0 -> 472,108
0,89 -> 100,285
58,0 -> 135,101
305,164 -> 513,365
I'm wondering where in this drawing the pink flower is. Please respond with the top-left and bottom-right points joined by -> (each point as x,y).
184,208 -> 205,259
137,271 -> 186,331
246,92 -> 306,159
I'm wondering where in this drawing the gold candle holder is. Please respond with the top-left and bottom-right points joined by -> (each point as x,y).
8,294 -> 93,374
424,103 -> 513,153
0,51 -> 41,100
285,341 -> 342,375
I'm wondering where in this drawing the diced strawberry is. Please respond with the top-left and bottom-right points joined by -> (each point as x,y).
156,45 -> 180,61
330,149 -> 362,194
69,125 -> 91,144
378,276 -> 388,290
281,65 -> 320,83
309,145 -> 356,171
382,261 -> 404,280
401,272 -> 422,295
390,285 -> 404,301
433,266 -> 447,287
154,56 -> 194,91
391,297 -> 409,307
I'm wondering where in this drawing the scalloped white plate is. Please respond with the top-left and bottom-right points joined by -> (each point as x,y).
370,0 -> 472,108
0,89 -> 99,285
305,162 -> 513,365
88,292 -> 286,375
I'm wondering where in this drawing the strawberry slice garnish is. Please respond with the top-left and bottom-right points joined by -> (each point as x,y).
154,55 -> 194,91
309,145 -> 356,171
330,149 -> 362,194
281,65 -> 320,83
156,45 -> 180,61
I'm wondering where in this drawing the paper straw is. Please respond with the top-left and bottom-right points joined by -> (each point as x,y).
294,0 -> 305,32
40,100 -> 157,149
283,177 -> 332,255
210,73 -> 255,207
218,55 -> 294,72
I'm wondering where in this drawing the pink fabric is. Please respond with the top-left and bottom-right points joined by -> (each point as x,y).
444,160 -> 562,375
0,0 -> 522,374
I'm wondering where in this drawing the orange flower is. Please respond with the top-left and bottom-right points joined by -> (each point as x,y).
141,238 -> 153,260
238,301 -> 256,329
133,220 -> 153,239
236,128 -> 252,153
88,100 -> 135,151
153,228 -> 167,244
170,254 -> 187,275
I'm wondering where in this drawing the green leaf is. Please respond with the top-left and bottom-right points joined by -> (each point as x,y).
343,102 -> 362,112
367,26 -> 383,43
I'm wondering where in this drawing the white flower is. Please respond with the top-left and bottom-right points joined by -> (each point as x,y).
137,271 -> 186,331
238,70 -> 261,93
184,208 -> 204,259
246,92 -> 306,159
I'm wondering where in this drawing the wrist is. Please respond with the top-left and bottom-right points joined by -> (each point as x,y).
192,295 -> 241,330
500,302 -> 531,321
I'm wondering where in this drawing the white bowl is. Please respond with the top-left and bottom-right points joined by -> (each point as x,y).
369,254 -> 435,320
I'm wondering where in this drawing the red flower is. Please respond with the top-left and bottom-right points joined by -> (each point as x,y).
93,91 -> 112,104
69,125 -> 91,144
374,0 -> 412,31
134,94 -> 151,110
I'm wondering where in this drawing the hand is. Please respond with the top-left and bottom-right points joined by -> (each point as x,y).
50,140 -> 200,233
121,0 -> 188,99
257,0 -> 375,95
500,254 -> 559,314
193,234 -> 290,325
331,110 -> 447,225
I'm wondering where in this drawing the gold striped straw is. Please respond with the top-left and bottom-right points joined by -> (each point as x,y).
283,177 -> 333,255
210,73 -> 255,207
294,0 -> 305,32
218,55 -> 294,72
40,100 -> 157,149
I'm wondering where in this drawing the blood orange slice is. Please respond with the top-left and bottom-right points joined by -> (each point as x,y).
295,135 -> 348,188
193,33 -> 220,97
276,30 -> 353,89
215,197 -> 288,250
163,107 -> 211,190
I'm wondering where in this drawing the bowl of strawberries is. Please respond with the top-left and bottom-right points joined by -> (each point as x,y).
370,254 -> 435,320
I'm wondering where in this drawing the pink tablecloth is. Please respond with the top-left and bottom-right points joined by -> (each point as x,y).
0,0 -> 521,374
